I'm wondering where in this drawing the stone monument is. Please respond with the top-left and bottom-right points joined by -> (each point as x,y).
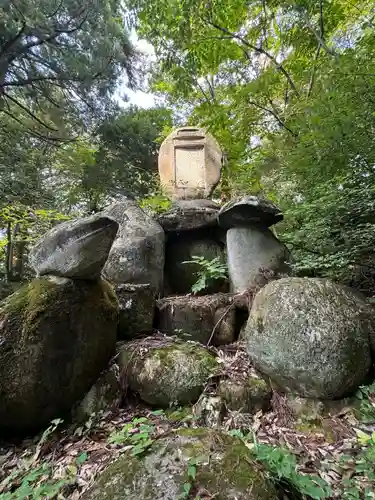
154,126 -> 289,346
158,126 -> 222,200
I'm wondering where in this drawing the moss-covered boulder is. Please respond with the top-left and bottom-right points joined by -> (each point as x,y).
0,277 -> 118,433
82,428 -> 279,500
118,338 -> 219,407
244,278 -> 374,399
218,376 -> 272,414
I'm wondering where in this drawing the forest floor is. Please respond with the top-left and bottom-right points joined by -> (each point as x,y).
1,342 -> 375,499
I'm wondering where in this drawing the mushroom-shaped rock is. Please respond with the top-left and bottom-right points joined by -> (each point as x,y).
225,226 -> 290,293
0,277 -> 118,433
82,428 -> 279,500
244,278 -> 374,399
218,196 -> 283,229
157,199 -> 220,232
218,196 -> 289,293
103,200 -> 165,294
29,214 -> 118,280
118,338 -> 219,407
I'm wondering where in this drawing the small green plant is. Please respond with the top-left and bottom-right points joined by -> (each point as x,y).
139,193 -> 172,214
179,456 -> 208,500
182,255 -> 228,294
335,429 -> 375,499
108,416 -> 155,456
229,430 -> 331,499
0,419 -> 88,499
355,382 -> 375,423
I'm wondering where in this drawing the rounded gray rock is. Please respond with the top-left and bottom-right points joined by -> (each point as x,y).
118,339 -> 219,407
244,278 -> 374,399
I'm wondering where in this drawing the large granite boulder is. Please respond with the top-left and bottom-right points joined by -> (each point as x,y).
118,338 -> 219,407
103,200 -> 165,294
82,428 -> 278,500
165,235 -> 226,294
226,226 -> 290,293
218,196 -> 283,229
0,277 -> 118,433
244,278 -> 374,399
29,214 -> 118,280
156,294 -> 236,346
157,199 -> 220,232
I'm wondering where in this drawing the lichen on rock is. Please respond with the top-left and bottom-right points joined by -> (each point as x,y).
118,337 -> 219,407
218,376 -> 272,414
244,277 -> 374,399
82,428 -> 279,499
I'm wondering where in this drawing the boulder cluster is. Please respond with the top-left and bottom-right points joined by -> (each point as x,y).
1,127 -> 375,497
1,196 -> 375,437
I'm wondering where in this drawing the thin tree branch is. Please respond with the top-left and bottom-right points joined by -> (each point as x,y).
1,107 -> 68,143
2,75 -> 84,87
3,91 -> 58,130
307,45 -> 321,97
8,11 -> 88,62
261,0 -> 268,49
205,75 -> 215,101
300,3 -> 337,57
196,81 -> 211,103
319,0 -> 324,39
248,99 -> 297,137
46,0 -> 65,19
203,17 -> 300,96
0,22 -> 27,57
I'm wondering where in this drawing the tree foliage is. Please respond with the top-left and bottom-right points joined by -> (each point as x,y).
125,0 -> 375,293
0,0 -> 137,139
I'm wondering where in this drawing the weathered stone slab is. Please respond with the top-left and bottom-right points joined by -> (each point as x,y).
156,199 -> 220,232
29,214 -> 118,280
156,294 -> 236,346
158,126 -> 222,200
